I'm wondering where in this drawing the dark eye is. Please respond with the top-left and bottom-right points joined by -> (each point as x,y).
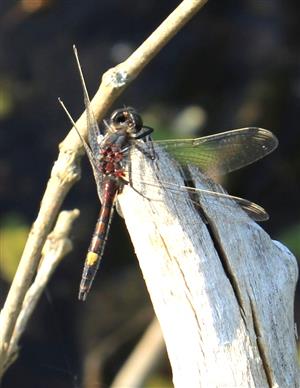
112,111 -> 127,124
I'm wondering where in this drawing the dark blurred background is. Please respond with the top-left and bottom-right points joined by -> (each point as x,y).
0,0 -> 299,387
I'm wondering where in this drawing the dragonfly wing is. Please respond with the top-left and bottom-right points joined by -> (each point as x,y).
127,175 -> 269,222
235,198 -> 269,221
190,181 -> 269,221
58,96 -> 104,201
188,166 -> 270,221
115,200 -> 124,218
123,142 -> 269,222
73,46 -> 103,156
87,108 -> 102,156
150,127 -> 278,178
79,142 -> 104,202
72,47 -> 105,200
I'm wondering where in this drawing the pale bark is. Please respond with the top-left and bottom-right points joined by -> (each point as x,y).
117,148 -> 299,387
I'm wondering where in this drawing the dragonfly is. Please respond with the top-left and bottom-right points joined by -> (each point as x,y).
59,47 -> 278,301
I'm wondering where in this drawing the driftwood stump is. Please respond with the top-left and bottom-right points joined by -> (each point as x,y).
118,147 -> 299,387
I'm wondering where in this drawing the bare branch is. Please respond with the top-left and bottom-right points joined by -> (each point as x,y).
0,0 -> 208,374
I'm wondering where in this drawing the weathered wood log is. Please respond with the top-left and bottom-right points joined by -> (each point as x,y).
117,147 -> 299,387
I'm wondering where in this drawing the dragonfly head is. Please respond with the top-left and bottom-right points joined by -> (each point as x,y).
109,107 -> 143,136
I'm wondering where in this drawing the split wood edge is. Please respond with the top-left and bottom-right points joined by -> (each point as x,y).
117,149 -> 299,387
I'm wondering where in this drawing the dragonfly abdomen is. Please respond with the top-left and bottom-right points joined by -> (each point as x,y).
78,179 -> 118,301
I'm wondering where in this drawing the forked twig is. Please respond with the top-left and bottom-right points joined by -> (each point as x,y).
0,0 -> 208,376
1,209 -> 80,373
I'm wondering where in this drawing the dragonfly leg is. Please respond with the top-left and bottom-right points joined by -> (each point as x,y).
134,141 -> 157,161
131,125 -> 153,140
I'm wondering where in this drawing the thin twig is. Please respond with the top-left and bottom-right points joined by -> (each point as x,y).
0,0 -> 208,375
1,209 -> 80,373
111,318 -> 165,388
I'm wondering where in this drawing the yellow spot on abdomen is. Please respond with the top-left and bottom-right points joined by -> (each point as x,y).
86,252 -> 99,266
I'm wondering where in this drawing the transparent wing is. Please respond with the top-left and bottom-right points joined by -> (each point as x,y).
72,46 -> 106,200
122,175 -> 269,222
147,127 -> 278,178
73,45 -> 103,156
120,127 -> 277,221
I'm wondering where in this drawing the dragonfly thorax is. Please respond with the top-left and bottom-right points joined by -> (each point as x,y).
99,145 -> 125,179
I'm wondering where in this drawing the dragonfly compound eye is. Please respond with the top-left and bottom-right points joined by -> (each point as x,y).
110,108 -> 143,134
111,110 -> 127,125
129,111 -> 143,132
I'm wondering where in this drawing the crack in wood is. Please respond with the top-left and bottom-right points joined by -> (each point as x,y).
249,298 -> 273,388
190,181 -> 274,386
205,219 -> 248,321
182,170 -> 248,323
193,203 -> 274,386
